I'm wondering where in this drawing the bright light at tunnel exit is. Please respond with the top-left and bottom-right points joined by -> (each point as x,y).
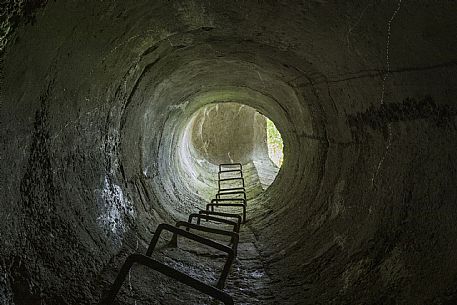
266,119 -> 283,167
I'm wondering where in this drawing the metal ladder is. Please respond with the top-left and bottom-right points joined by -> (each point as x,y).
100,163 -> 248,305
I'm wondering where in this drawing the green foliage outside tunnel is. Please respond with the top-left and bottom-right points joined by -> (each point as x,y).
266,119 -> 283,168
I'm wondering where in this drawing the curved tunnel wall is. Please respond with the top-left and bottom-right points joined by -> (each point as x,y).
1,1 -> 457,304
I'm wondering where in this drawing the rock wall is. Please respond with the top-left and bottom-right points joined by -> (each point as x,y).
1,1 -> 456,304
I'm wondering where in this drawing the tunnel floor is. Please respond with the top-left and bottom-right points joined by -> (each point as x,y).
98,225 -> 278,304
96,161 -> 280,304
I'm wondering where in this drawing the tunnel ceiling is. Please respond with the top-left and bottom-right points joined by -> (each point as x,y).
1,1 -> 457,304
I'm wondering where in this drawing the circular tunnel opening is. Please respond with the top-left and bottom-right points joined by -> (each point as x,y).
131,52 -> 312,225
177,102 -> 283,204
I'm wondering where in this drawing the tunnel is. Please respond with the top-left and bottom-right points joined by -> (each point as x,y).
1,1 -> 457,304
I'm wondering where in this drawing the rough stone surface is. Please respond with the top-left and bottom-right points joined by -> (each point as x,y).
1,1 -> 457,304
190,102 -> 268,165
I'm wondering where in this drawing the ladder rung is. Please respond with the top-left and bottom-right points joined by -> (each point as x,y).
206,203 -> 247,223
219,177 -> 244,182
219,187 -> 245,192
197,210 -> 242,227
219,169 -> 242,173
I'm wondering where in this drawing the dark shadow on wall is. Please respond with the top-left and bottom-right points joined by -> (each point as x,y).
347,96 -> 457,140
